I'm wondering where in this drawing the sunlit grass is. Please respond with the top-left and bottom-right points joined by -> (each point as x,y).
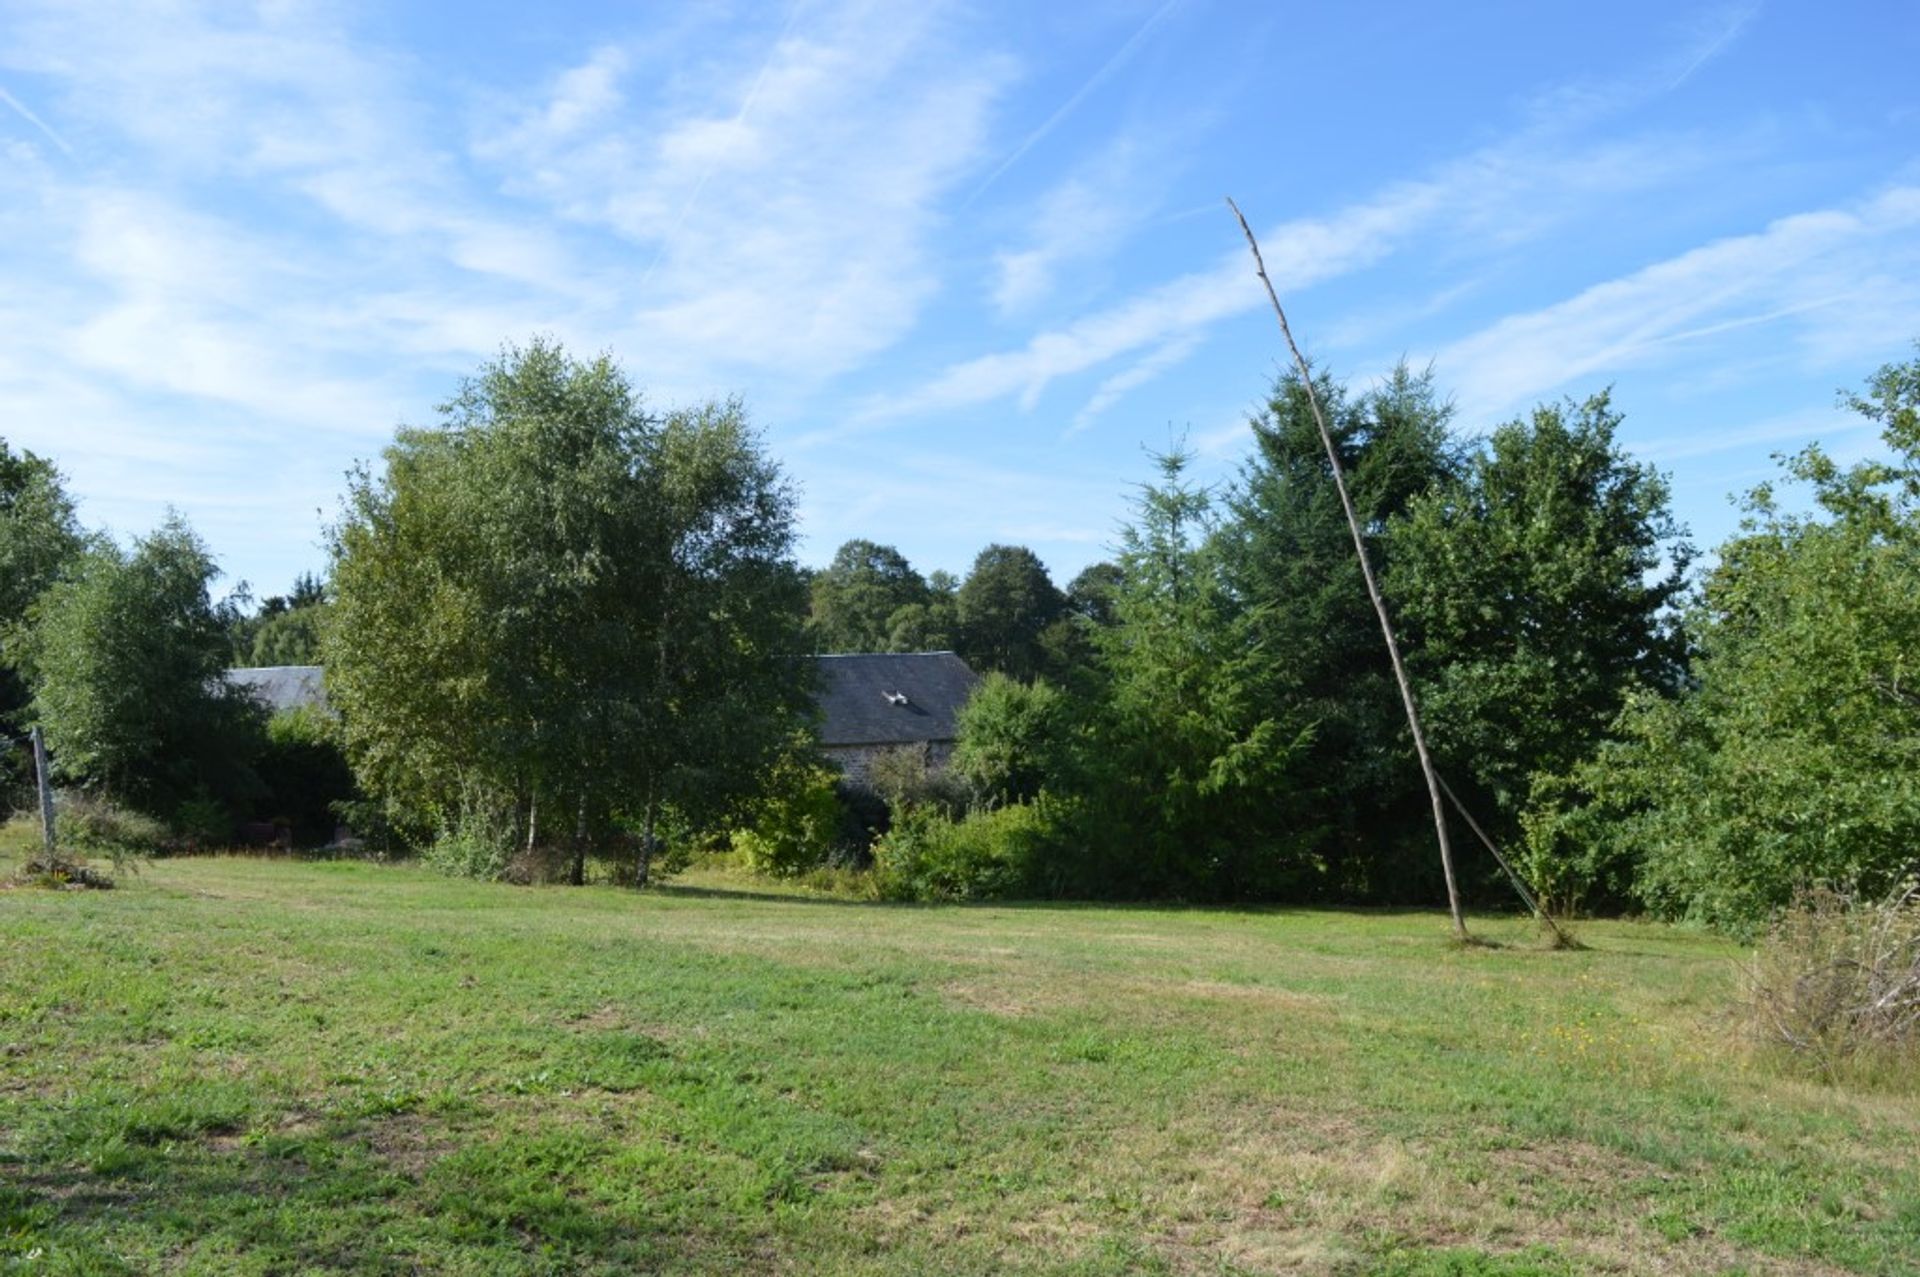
2,854 -> 1916,1274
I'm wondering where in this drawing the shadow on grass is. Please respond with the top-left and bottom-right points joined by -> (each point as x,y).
4,1106 -> 726,1273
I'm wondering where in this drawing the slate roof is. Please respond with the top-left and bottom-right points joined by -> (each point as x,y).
811,651 -> 979,748
221,652 -> 981,747
225,665 -> 328,715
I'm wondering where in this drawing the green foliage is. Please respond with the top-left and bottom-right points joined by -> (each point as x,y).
0,438 -> 84,633
247,601 -> 329,666
326,339 -> 809,876
1080,446 -> 1315,898
807,539 -> 929,653
0,439 -> 84,798
254,707 -> 357,845
1220,364 -> 1462,900
1557,348 -> 1920,932
227,572 -> 328,666
863,744 -> 966,818
1390,392 -> 1692,843
54,791 -> 167,865
870,798 -> 1065,901
422,791 -> 520,881
12,515 -> 263,818
951,672 -> 1073,806
954,544 -> 1063,679
731,751 -> 845,877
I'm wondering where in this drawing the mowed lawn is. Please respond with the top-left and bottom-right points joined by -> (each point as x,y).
2,857 -> 1917,1276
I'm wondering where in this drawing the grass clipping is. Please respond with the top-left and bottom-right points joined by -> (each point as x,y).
1743,881 -> 1920,1085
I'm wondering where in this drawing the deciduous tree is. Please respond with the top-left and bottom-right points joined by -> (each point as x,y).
14,515 -> 261,817
326,340 -> 809,882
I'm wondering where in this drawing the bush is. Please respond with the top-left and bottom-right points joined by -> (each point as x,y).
255,707 -> 357,846
6,792 -> 163,886
951,673 -> 1074,806
1743,882 -> 1920,1087
731,761 -> 844,877
865,745 -> 966,819
423,798 -> 518,881
58,791 -> 166,862
870,798 -> 1066,902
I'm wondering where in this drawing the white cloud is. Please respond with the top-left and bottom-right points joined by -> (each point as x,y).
1432,187 -> 1920,423
1067,334 -> 1203,436
481,2 -> 1014,383
869,123 -> 1735,433
988,134 -> 1160,316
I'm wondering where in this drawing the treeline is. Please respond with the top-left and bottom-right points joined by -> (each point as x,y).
767,352 -> 1919,935
3,339 -> 1915,933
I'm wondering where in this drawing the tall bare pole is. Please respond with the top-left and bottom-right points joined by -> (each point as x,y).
1228,198 -> 1468,940
30,725 -> 56,862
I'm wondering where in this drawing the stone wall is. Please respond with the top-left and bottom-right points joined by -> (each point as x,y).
824,740 -> 957,791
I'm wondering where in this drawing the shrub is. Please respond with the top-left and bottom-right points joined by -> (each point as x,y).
57,791 -> 166,862
870,798 -> 1066,902
731,761 -> 844,877
423,797 -> 518,881
255,707 -> 357,846
1742,882 -> 1920,1087
951,673 -> 1074,806
6,792 -> 163,886
865,745 -> 965,819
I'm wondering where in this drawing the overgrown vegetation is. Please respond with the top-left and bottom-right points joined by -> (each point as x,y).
1743,882 -> 1920,1086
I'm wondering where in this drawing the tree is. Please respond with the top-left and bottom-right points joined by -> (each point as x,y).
0,440 -> 83,626
1,440 -> 85,751
886,569 -> 958,652
326,339 -> 809,883
1219,363 -> 1461,901
13,514 -> 262,818
1550,349 -> 1920,931
1389,393 -> 1692,833
951,672 -> 1074,806
955,544 -> 1063,679
807,539 -> 928,653
249,602 -> 330,666
1079,448 -> 1312,898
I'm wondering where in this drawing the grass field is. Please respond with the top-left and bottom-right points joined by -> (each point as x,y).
2,854 -> 1917,1275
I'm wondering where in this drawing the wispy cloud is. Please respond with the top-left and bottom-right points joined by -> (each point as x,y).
868,129 -> 1719,429
966,0 -> 1187,205
1067,334 -> 1203,437
482,1 -> 1013,384
1432,187 -> 1920,423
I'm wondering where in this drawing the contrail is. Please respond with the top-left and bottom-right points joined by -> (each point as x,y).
0,84 -> 74,157
965,0 -> 1186,207
1668,3 -> 1759,90
637,0 -> 806,291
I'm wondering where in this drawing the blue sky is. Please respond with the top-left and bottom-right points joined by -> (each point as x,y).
2,0 -> 1917,599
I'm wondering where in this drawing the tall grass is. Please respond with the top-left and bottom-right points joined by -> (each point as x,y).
1743,881 -> 1920,1087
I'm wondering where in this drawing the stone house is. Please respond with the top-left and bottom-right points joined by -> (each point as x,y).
810,651 -> 980,789
224,652 -> 981,787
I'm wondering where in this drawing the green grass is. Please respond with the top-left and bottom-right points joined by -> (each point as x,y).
2,852 -> 1917,1275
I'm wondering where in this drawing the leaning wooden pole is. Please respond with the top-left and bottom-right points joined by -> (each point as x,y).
31,725 -> 57,863
1228,197 -> 1468,941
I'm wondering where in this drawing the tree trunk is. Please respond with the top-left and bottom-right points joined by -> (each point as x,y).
569,792 -> 587,887
636,800 -> 656,889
